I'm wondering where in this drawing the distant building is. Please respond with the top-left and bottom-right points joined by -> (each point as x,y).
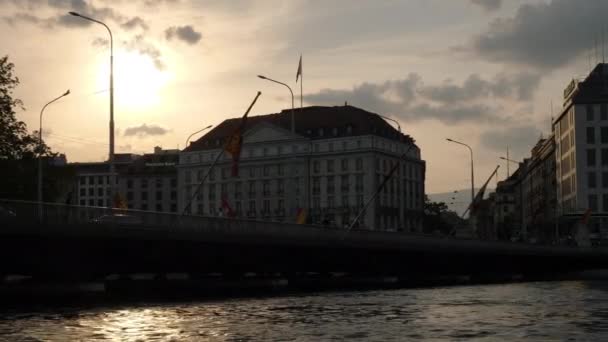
72,153 -> 140,207
179,105 -> 425,231
117,147 -> 179,212
553,63 -> 608,234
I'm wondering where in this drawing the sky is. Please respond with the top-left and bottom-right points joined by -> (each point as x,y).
2,0 -> 607,194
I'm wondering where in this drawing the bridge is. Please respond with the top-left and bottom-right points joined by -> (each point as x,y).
1,199 -> 608,284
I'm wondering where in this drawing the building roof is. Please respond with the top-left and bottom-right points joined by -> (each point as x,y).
123,151 -> 178,176
183,105 -> 415,152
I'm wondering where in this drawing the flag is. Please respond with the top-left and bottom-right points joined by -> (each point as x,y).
296,55 -> 302,83
113,193 -> 127,210
224,111 -> 249,176
296,208 -> 306,224
221,197 -> 235,217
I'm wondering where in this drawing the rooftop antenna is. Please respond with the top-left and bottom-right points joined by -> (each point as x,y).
550,100 -> 554,129
603,25 -> 606,64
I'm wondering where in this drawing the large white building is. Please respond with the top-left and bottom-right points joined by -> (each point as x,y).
178,105 -> 425,232
554,63 -> 608,231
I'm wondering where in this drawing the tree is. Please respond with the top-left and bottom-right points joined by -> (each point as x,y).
0,55 -> 58,200
423,195 -> 463,235
0,55 -> 50,160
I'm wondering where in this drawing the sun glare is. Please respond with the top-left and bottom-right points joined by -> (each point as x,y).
97,52 -> 170,110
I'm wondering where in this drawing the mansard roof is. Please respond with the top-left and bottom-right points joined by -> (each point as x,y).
183,105 -> 415,152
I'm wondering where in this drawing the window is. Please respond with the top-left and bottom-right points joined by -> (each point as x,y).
127,192 -> 133,200
342,141 -> 348,150
327,176 -> 335,194
589,172 -> 597,188
221,183 -> 228,197
341,159 -> 348,171
603,172 -> 608,188
603,149 -> 608,166
277,179 -> 284,195
263,199 -> 270,214
263,165 -> 270,177
209,184 -> 216,200
141,203 -> 148,211
356,158 -> 363,171
142,192 -> 148,200
98,176 -> 104,185
248,200 -> 256,214
278,164 -> 284,176
356,175 -> 363,192
89,176 -> 94,185
171,191 -> 177,200
248,181 -> 256,197
313,161 -> 320,173
327,196 -> 334,208
341,175 -> 349,191
589,194 -> 598,211
156,203 -> 163,212
127,179 -> 133,189
171,204 -> 177,212
209,169 -> 215,181
587,105 -> 595,121
602,127 -> 608,143
80,200 -> 85,206
263,180 -> 270,196
97,188 -> 103,196
249,167 -> 256,178
79,188 -> 85,196
97,199 -> 103,207
88,199 -> 94,206
79,177 -> 85,185
155,178 -> 163,188
587,149 -> 597,166
313,177 -> 320,195
342,195 -> 349,207
235,182 -> 242,199
587,127 -> 596,144
327,160 -> 334,173
141,179 -> 148,188
329,142 -> 334,152
170,178 -> 177,187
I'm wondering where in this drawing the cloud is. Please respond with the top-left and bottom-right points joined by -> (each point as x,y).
124,124 -> 170,137
120,16 -> 149,31
473,0 -> 608,69
420,72 -> 541,103
470,0 -> 502,12
479,125 -> 542,157
123,34 -> 166,70
305,72 -> 540,124
3,0 -> 148,32
92,37 -> 109,47
165,25 -> 202,45
143,0 -> 179,7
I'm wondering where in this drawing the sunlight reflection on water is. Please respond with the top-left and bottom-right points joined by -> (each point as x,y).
2,281 -> 608,341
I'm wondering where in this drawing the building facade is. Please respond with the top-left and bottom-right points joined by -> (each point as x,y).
178,105 -> 425,232
553,63 -> 608,233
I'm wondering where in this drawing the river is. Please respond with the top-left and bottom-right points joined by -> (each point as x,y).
1,280 -> 608,341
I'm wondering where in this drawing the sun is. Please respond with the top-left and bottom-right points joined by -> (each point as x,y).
97,51 -> 170,110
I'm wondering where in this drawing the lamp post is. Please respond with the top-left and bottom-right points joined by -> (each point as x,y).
69,11 -> 116,204
377,114 -> 401,133
38,90 -> 70,214
446,138 -> 474,205
258,75 -> 295,133
186,125 -> 213,148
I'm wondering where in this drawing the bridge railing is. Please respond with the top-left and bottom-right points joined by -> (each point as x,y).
0,199 -> 348,242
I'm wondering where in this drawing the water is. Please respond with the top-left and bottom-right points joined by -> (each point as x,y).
2,281 -> 608,341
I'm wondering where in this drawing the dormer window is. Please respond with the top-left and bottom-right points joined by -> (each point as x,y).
346,125 -> 352,134
332,128 -> 338,136
318,128 -> 324,136
306,129 -> 312,135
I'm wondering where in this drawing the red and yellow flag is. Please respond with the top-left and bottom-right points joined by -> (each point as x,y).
296,208 -> 306,224
224,111 -> 249,177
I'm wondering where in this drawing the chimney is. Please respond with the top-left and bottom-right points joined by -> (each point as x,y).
154,146 -> 162,154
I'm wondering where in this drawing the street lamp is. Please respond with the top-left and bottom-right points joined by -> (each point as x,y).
258,75 -> 295,133
69,11 -> 116,204
38,89 -> 70,210
446,138 -> 475,206
377,114 -> 401,133
186,125 -> 213,147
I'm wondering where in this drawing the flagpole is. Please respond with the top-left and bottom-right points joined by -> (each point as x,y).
182,91 -> 262,216
347,144 -> 414,231
300,54 -> 303,109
